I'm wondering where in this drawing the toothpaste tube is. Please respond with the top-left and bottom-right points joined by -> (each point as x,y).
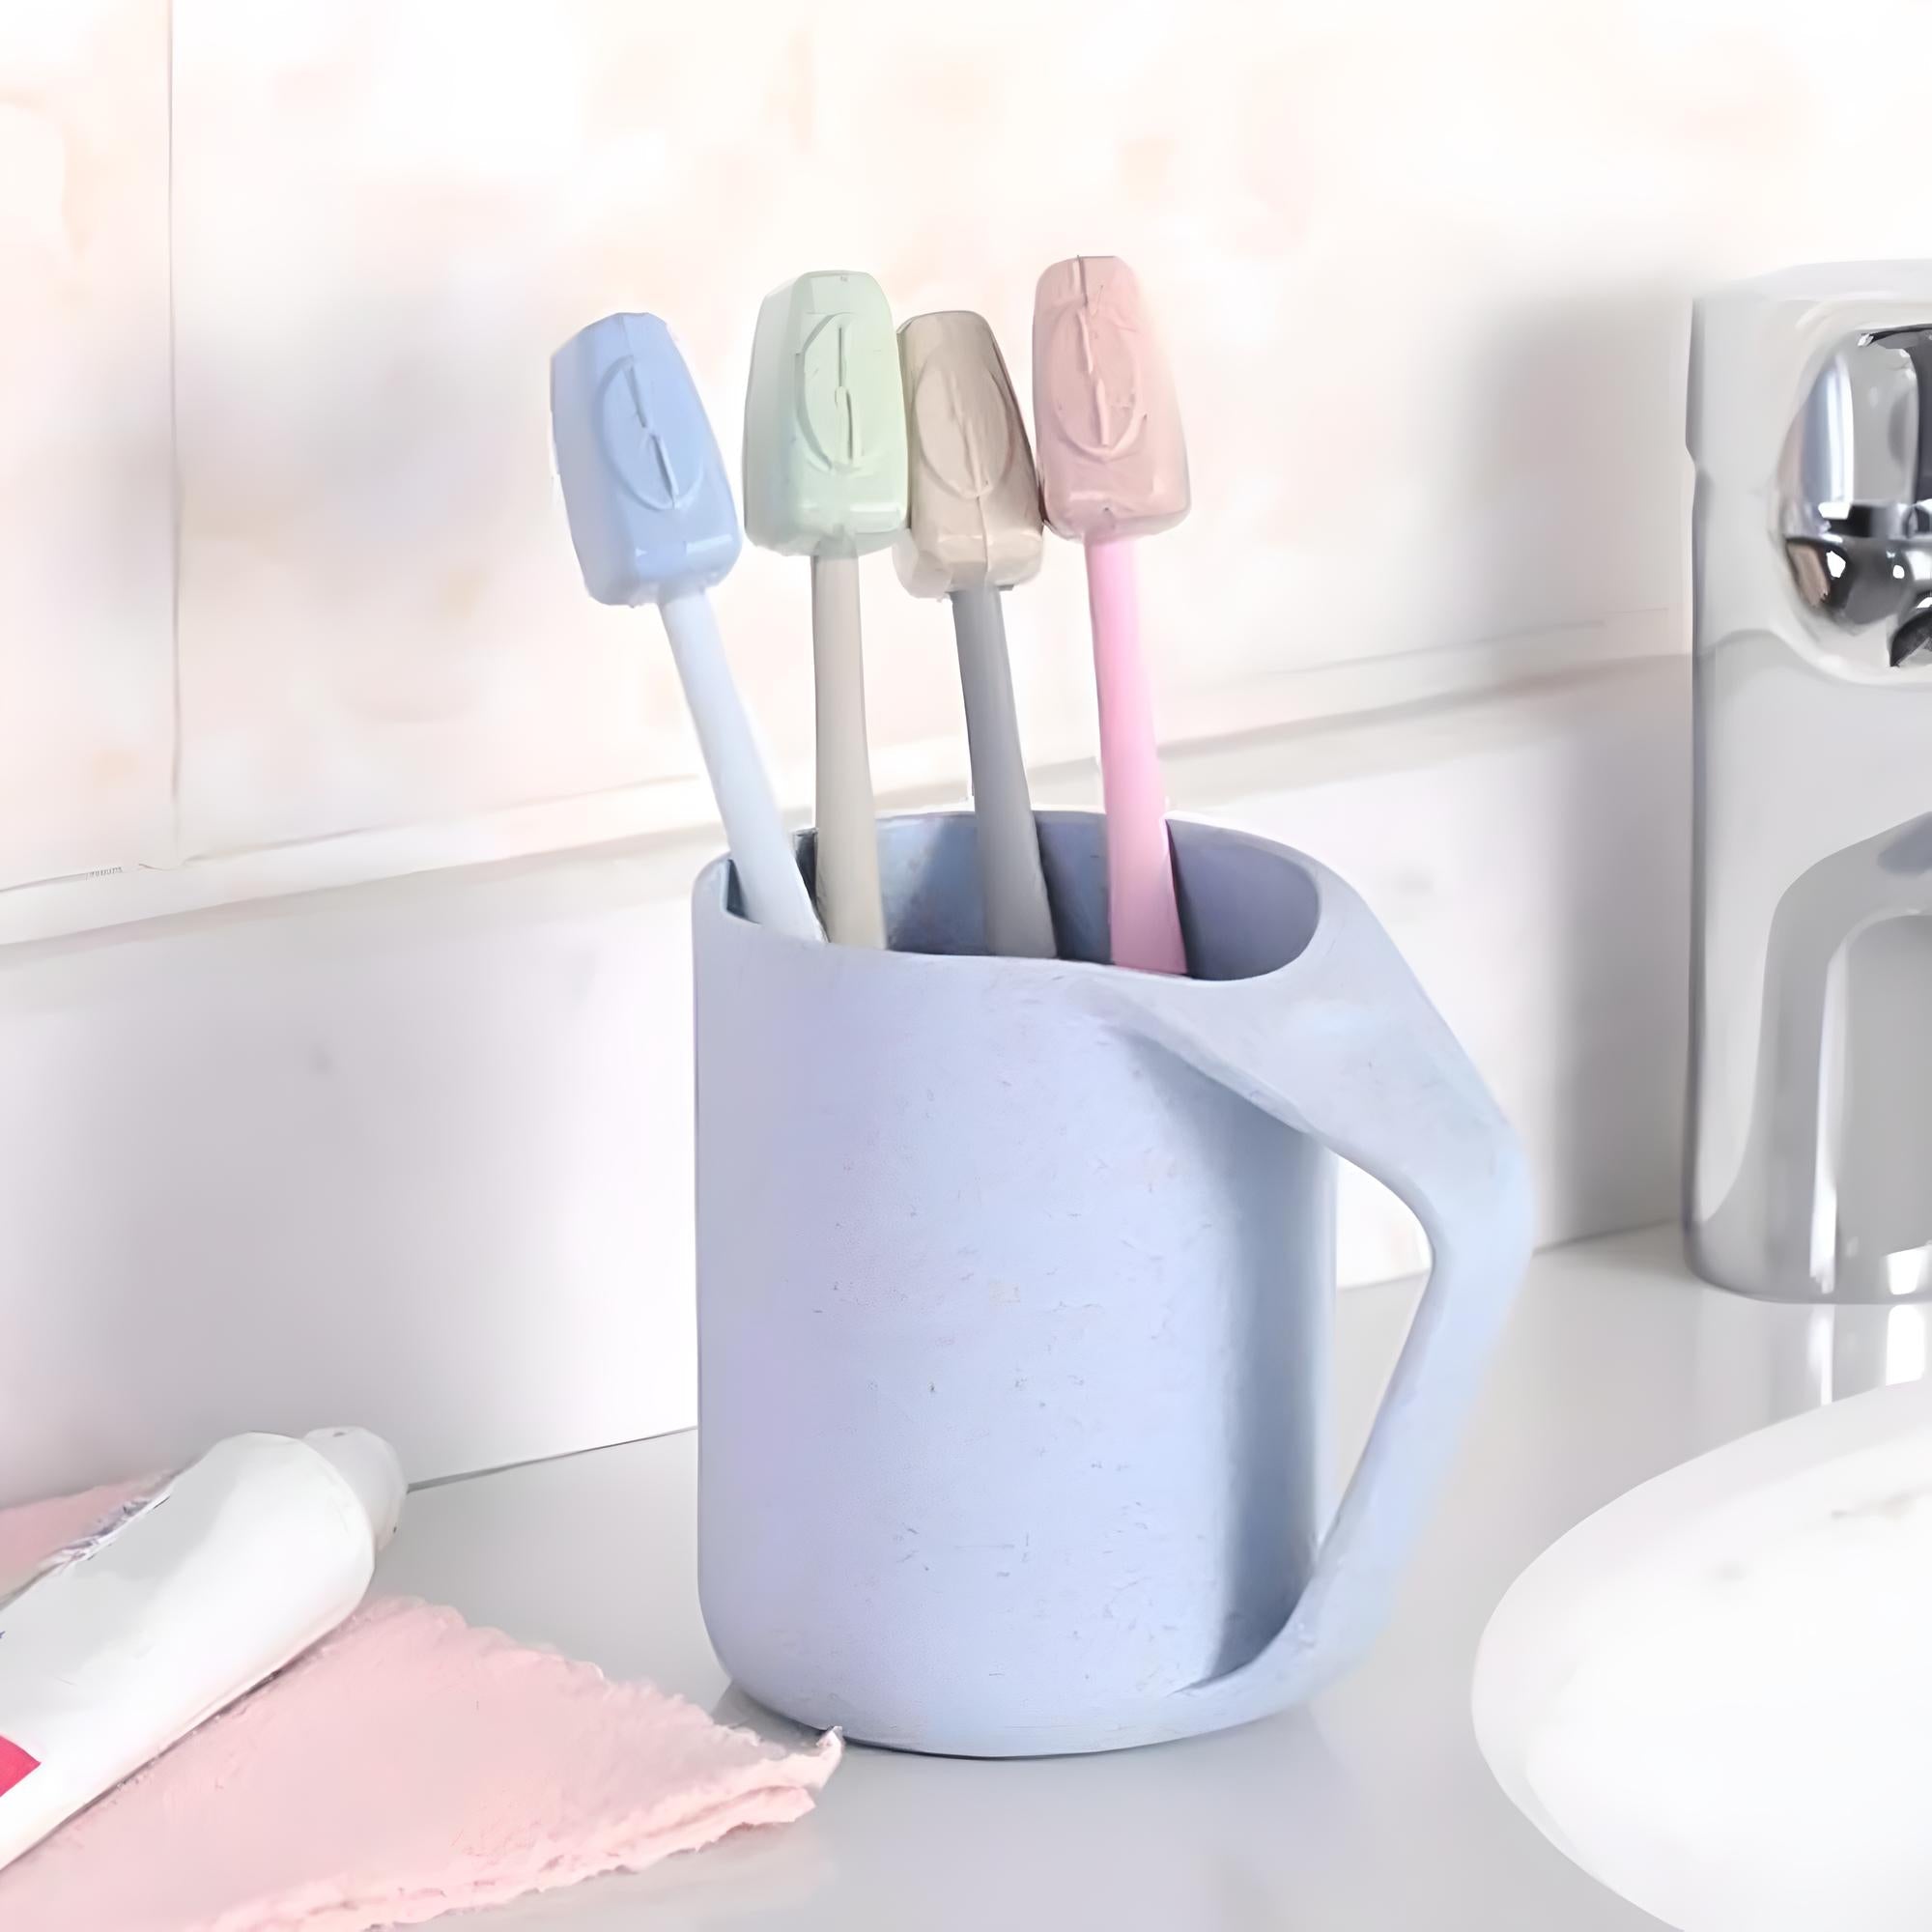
0,1427 -> 403,1873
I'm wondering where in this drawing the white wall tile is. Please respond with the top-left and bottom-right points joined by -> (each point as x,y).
0,845 -> 699,1505
0,2 -> 173,888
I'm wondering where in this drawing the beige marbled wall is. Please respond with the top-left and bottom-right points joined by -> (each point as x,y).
12,0 -> 1932,870
0,2 -> 172,888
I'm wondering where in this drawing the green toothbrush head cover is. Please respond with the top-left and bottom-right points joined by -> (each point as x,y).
743,271 -> 909,557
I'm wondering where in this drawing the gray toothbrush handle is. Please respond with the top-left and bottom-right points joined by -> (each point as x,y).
951,584 -> 1056,959
810,554 -> 887,949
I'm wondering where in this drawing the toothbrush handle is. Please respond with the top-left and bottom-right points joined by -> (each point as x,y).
1084,538 -> 1186,974
950,585 -> 1056,959
810,554 -> 887,949
660,590 -> 821,944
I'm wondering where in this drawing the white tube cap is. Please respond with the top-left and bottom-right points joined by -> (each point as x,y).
304,1428 -> 407,1551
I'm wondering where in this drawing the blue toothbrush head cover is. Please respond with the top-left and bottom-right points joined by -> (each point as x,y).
550,313 -> 742,606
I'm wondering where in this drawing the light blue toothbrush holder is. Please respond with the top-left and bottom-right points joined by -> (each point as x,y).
696,810 -> 1531,1756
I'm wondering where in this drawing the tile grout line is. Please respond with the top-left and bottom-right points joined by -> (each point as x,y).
164,0 -> 184,864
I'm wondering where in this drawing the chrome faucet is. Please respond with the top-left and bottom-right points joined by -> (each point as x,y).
1690,265 -> 1932,1301
1782,324 -> 1932,665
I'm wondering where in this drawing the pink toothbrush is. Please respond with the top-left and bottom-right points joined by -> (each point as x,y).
1032,257 -> 1191,975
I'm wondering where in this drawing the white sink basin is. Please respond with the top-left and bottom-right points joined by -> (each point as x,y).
1473,1375 -> 1932,1932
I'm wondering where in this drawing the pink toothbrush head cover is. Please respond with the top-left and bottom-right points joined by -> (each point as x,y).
1032,257 -> 1190,543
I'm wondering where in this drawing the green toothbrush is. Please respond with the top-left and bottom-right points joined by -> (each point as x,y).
743,271 -> 908,949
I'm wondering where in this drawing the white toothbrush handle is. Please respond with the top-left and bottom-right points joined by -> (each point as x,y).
950,584 -> 1055,958
660,590 -> 821,943
810,554 -> 887,948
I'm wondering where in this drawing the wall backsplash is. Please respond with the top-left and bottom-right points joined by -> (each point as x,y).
8,0 -> 1930,916
0,662 -> 1690,1502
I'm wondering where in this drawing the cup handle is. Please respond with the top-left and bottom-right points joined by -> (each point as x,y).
1081,856 -> 1533,1728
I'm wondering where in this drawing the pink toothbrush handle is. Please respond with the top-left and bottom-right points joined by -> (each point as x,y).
1084,538 -> 1186,974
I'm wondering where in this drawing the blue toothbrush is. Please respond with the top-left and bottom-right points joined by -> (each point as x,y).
552,314 -> 820,941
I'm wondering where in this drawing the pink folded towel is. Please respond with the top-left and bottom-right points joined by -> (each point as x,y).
0,1480 -> 838,1931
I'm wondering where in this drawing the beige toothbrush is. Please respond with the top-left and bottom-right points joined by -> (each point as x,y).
895,310 -> 1055,958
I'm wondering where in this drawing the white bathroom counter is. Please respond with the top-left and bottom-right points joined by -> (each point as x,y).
374,1225 -> 1905,1930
